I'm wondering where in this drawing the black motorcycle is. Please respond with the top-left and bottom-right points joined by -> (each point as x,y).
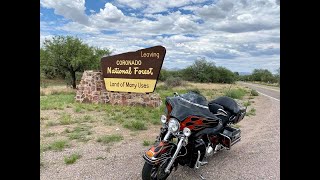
142,91 -> 246,180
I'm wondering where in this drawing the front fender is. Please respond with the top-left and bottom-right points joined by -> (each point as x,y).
143,141 -> 176,165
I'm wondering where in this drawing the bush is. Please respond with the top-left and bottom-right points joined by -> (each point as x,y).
178,58 -> 236,83
165,77 -> 185,87
250,89 -> 259,96
224,88 -> 247,99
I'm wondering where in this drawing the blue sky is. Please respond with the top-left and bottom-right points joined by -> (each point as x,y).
40,0 -> 280,73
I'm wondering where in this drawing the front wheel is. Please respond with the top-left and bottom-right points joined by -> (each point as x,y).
142,161 -> 172,180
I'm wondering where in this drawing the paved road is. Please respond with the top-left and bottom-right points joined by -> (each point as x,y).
238,82 -> 280,101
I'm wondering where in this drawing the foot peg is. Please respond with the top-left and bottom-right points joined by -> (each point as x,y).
200,161 -> 208,166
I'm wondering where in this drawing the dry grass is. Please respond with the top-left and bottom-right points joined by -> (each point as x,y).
40,86 -> 75,96
186,82 -> 236,90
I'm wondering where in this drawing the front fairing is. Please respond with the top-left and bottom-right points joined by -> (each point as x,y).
165,92 -> 220,122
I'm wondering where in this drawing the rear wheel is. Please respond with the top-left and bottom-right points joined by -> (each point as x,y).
142,160 -> 172,180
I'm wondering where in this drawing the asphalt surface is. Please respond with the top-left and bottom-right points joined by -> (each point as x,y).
238,82 -> 280,101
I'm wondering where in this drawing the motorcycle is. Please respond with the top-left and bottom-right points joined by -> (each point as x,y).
142,91 -> 246,180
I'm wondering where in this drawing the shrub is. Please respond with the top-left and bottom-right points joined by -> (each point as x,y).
251,89 -> 259,96
64,153 -> 81,164
165,77 -> 185,87
224,88 -> 247,99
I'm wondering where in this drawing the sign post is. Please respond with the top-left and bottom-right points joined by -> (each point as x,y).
101,46 -> 166,93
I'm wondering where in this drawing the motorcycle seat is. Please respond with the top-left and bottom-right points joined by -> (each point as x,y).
194,121 -> 224,137
208,96 -> 240,115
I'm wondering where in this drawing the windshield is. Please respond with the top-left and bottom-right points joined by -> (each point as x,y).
179,92 -> 208,106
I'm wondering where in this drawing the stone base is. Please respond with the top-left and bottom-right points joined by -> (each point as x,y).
75,70 -> 162,108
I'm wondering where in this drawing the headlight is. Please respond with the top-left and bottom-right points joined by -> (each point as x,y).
183,127 -> 191,137
160,115 -> 167,123
168,118 -> 180,133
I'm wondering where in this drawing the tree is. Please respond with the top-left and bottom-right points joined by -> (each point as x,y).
251,69 -> 277,83
275,67 -> 280,85
41,36 -> 111,88
182,58 -> 217,82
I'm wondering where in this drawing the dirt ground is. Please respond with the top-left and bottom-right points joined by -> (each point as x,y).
40,92 -> 279,180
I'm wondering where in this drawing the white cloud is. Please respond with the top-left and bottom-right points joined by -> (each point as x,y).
40,0 -> 280,72
115,0 -> 145,9
116,0 -> 207,13
92,3 -> 126,23
89,9 -> 95,13
40,0 -> 89,24
57,22 -> 100,34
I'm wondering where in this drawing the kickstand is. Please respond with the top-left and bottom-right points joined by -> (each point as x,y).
193,168 -> 206,180
199,174 -> 206,180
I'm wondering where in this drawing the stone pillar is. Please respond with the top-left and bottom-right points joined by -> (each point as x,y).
75,70 -> 162,108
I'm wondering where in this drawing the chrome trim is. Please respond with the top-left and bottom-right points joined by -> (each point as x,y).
230,137 -> 241,146
179,97 -> 209,109
164,137 -> 185,173
219,132 -> 241,149
219,133 -> 231,150
163,131 -> 171,142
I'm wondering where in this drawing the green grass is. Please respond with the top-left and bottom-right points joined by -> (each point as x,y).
73,103 -> 106,112
224,88 -> 247,99
243,101 -> 251,107
143,140 -> 152,146
96,134 -> 123,144
45,140 -> 69,151
40,94 -> 75,110
43,132 -> 56,137
250,89 -> 259,96
123,120 -> 147,130
74,106 -> 83,113
64,153 -> 81,164
66,125 -> 92,142
59,113 -> 73,125
83,115 -> 92,121
246,108 -> 256,116
41,83 -> 252,135
46,121 -> 59,127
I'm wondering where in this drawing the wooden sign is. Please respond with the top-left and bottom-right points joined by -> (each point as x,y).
101,46 -> 166,93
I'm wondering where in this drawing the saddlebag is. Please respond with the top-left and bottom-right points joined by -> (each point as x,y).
219,126 -> 241,149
